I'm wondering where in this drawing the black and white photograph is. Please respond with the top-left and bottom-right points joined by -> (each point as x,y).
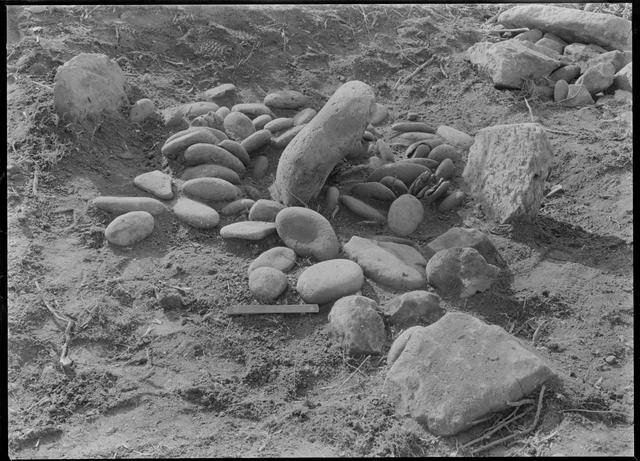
6,2 -> 633,457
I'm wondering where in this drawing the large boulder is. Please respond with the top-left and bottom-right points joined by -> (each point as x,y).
498,4 -> 632,51
575,62 -> 616,95
328,295 -> 386,355
270,81 -> 375,205
386,312 -> 555,436
462,123 -> 552,224
466,39 -> 563,89
613,62 -> 632,92
343,236 -> 425,290
426,247 -> 500,298
54,53 -> 128,121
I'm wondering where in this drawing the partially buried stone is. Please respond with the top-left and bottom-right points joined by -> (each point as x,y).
264,90 -> 310,109
133,170 -> 173,200
426,247 -> 500,298
296,259 -> 364,305
428,144 -> 460,163
385,312 -> 555,435
130,98 -> 155,122
241,129 -> 271,154
370,103 -> 388,125
328,296 -> 386,355
368,162 -> 429,186
382,290 -> 444,328
613,62 -> 632,92
249,267 -> 288,302
275,207 -> 340,260
218,139 -> 250,166
219,221 -> 276,240
203,83 -> 236,101
105,211 -> 154,246
548,64 -> 581,83
231,103 -> 274,117
343,236 -> 425,290
427,227 -> 500,266
248,199 -> 285,222
252,114 -> 272,130
220,198 -> 255,216
387,194 -> 424,237
92,196 -> 166,216
376,241 -> 427,272
248,246 -> 296,274
172,197 -> 220,229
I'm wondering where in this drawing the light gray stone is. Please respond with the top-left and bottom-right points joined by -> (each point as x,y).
181,177 -> 241,202
54,53 -> 127,121
223,111 -> 255,141
613,62 -> 632,92
466,40 -> 562,89
296,259 -> 364,305
248,267 -> 288,301
386,312 -> 555,435
248,199 -> 285,222
203,83 -> 236,101
105,211 -> 154,246
220,198 -> 255,216
328,296 -> 386,355
270,81 -> 375,205
498,4 -> 632,51
292,108 -> 316,125
219,221 -> 277,240
248,246 -> 296,274
133,170 -> 173,200
382,290 -> 444,328
462,123 -> 552,223
172,197 -> 220,229
554,80 -> 569,102
575,62 -> 616,94
264,90 -> 310,109
343,236 -> 425,290
426,247 -> 500,298
241,129 -> 272,154
563,84 -> 595,107
376,241 -> 427,272
180,164 -> 240,184
548,64 -> 581,83
583,50 -> 627,73
387,194 -> 424,237
275,207 -> 340,261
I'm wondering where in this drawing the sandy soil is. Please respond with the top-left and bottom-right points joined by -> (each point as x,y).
6,4 -> 633,458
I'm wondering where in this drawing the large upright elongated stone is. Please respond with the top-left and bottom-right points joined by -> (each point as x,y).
466,40 -> 562,89
386,312 -> 555,436
462,123 -> 552,223
498,4 -> 632,51
54,53 -> 127,121
270,81 -> 376,205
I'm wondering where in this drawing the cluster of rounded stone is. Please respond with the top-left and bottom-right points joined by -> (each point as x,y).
331,119 -> 473,236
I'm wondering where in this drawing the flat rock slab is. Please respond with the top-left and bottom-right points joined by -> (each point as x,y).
275,207 -> 340,261
466,39 -> 562,89
220,221 -> 277,240
462,123 -> 552,224
343,236 -> 425,290
386,312 -> 555,436
54,53 -> 127,121
498,4 -> 632,51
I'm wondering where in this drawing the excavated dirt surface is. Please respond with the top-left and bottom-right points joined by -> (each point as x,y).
6,4 -> 633,458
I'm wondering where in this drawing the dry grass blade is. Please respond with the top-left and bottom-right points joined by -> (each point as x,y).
35,281 -> 76,368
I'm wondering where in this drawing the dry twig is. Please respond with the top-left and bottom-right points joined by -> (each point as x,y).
531,320 -> 548,347
393,56 -> 436,89
35,281 -> 76,368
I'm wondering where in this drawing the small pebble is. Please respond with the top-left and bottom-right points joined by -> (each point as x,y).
605,355 -> 617,365
407,112 -> 419,121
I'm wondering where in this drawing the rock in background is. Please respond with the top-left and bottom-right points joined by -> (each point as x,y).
462,123 -> 552,223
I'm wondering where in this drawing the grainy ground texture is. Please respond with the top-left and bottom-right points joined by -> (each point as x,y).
6,3 -> 633,458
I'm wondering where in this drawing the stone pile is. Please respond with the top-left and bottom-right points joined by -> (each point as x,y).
466,4 -> 632,106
